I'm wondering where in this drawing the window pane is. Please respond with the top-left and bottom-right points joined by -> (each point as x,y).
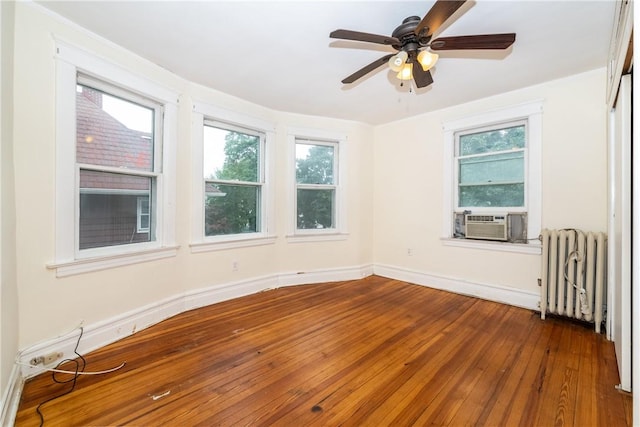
76,85 -> 154,171
79,170 -> 153,249
204,125 -> 259,182
297,189 -> 334,229
137,197 -> 150,232
205,184 -> 259,236
138,198 -> 149,214
459,125 -> 525,156
139,214 -> 150,230
459,183 -> 524,207
459,151 -> 524,184
296,143 -> 334,185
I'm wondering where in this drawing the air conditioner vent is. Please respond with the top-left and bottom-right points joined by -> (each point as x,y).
454,212 -> 527,242
465,214 -> 508,241
466,214 -> 505,223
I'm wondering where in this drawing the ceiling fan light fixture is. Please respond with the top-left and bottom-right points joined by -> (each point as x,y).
396,62 -> 413,81
417,50 -> 439,71
330,0 -> 517,88
388,50 -> 408,72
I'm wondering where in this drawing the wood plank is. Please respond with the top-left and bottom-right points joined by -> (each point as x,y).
15,276 -> 632,426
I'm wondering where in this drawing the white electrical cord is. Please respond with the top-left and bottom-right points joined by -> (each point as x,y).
562,229 -> 591,316
16,361 -> 126,375
20,325 -> 127,427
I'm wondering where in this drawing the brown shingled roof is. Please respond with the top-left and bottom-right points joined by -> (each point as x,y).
76,87 -> 154,191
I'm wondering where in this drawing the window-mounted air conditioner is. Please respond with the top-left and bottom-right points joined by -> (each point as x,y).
465,214 -> 508,241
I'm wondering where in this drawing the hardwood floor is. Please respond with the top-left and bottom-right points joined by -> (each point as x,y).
16,276 -> 632,426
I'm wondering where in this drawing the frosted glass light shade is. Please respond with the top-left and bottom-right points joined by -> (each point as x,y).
388,51 -> 408,72
417,50 -> 438,71
396,63 -> 413,81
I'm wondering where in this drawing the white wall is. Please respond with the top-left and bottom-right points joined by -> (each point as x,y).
0,0 -> 19,421
373,68 -> 607,299
12,3 -> 374,350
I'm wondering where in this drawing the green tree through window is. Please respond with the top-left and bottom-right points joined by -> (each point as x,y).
296,142 -> 335,229
204,125 -> 262,236
457,124 -> 526,208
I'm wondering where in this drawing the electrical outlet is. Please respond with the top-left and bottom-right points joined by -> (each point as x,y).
30,352 -> 63,366
232,260 -> 239,271
43,352 -> 63,365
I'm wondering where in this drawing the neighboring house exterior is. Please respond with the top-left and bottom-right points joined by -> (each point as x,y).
76,87 -> 153,249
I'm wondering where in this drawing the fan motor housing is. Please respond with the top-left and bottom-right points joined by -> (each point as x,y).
392,16 -> 430,50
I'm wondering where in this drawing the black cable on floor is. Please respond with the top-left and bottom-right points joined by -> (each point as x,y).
35,327 -> 87,427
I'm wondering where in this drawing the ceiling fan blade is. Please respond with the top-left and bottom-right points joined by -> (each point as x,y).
412,63 -> 434,88
414,0 -> 467,38
330,29 -> 400,46
341,54 -> 395,84
430,33 -> 516,50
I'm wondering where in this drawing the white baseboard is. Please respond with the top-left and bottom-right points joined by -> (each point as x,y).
373,264 -> 540,311
17,264 -> 374,379
184,274 -> 280,311
0,363 -> 23,427
17,293 -> 187,379
278,264 -> 374,287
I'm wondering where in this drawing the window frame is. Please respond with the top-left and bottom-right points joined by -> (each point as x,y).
49,39 -> 179,277
295,138 -> 338,233
190,102 -> 276,252
442,101 -> 543,253
286,127 -> 348,242
453,119 -> 528,213
202,119 -> 265,238
76,75 -> 161,250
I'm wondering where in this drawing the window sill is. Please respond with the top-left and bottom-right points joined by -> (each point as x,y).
286,232 -> 349,243
47,246 -> 180,278
190,235 -> 277,253
441,237 -> 541,255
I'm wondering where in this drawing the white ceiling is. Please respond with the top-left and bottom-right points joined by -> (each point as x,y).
36,1 -> 616,125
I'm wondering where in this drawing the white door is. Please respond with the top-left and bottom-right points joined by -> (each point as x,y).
609,74 -> 631,392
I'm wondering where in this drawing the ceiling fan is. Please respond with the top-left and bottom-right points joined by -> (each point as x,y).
329,0 -> 516,88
